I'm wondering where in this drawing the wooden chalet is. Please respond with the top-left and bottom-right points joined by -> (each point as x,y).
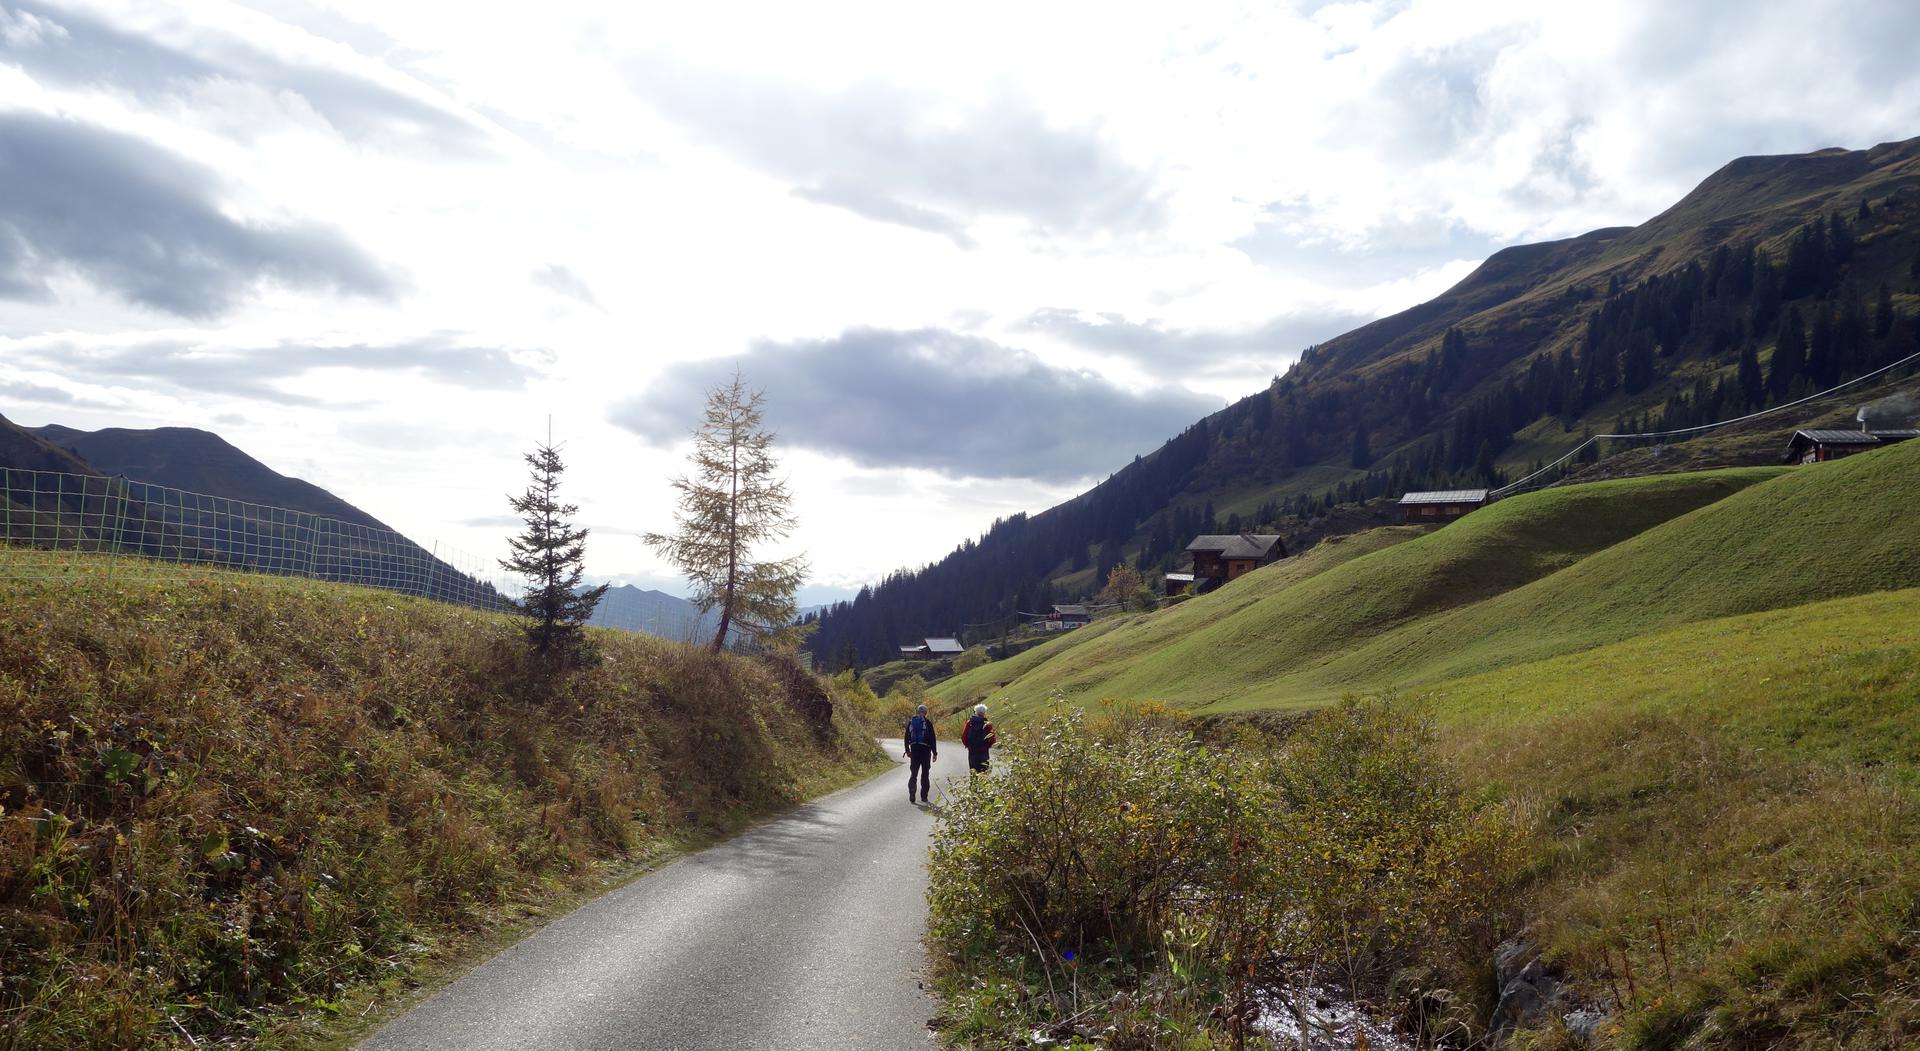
1049,604 -> 1092,625
924,637 -> 965,657
1784,428 -> 1920,464
1185,534 -> 1286,592
1163,572 -> 1196,596
1398,489 -> 1489,524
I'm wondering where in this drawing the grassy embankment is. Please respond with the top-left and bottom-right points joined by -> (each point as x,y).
930,439 -> 1920,1048
936,465 -> 1789,714
0,554 -> 885,1049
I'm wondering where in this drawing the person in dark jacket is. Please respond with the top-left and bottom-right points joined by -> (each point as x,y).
903,703 -> 938,804
960,703 -> 996,774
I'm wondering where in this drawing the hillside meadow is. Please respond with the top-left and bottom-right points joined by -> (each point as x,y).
929,439 -> 1920,1048
0,554 -> 885,1049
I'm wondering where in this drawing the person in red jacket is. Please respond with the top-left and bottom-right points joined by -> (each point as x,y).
960,703 -> 996,774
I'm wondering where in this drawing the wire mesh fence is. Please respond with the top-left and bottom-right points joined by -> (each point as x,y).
0,469 -> 518,612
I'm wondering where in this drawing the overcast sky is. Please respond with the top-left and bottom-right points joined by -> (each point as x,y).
4,0 -> 1919,601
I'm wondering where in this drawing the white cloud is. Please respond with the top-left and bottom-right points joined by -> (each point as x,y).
4,0 -> 1918,595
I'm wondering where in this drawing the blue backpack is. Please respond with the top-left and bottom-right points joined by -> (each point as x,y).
907,715 -> 934,747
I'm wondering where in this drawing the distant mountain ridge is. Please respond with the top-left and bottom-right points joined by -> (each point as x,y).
808,134 -> 1920,666
588,584 -> 716,641
5,417 -> 716,642
0,414 -> 98,476
30,424 -> 391,530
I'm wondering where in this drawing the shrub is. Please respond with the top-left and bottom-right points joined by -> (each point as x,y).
951,647 -> 992,676
1271,699 -> 1530,992
930,713 -> 1277,962
926,699 -> 1531,1048
880,674 -> 930,728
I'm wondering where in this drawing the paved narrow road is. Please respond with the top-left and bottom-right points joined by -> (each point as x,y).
360,745 -> 963,1051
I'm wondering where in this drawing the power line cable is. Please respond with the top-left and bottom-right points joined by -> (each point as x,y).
1489,348 -> 1920,499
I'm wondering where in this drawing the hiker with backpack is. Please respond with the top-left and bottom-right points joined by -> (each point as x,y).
903,703 -> 938,804
961,703 -> 996,774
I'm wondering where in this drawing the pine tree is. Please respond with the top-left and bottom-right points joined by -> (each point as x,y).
1876,283 -> 1896,340
1474,440 -> 1498,482
1621,330 -> 1656,394
1769,307 -> 1808,401
646,373 -> 807,651
1350,421 -> 1373,468
501,439 -> 608,660
1737,341 -> 1765,408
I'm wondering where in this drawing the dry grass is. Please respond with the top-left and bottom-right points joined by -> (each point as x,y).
0,552 -> 882,1048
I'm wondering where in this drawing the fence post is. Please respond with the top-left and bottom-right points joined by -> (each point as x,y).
106,477 -> 127,587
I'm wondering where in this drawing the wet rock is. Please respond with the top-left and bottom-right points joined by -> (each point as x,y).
1490,940 -> 1563,1039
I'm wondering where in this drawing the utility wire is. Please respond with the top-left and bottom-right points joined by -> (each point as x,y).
1489,348 -> 1920,499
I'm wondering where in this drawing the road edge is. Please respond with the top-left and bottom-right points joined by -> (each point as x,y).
269,748 -> 897,1051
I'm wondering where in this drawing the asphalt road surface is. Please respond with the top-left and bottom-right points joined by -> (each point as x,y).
360,744 -> 966,1051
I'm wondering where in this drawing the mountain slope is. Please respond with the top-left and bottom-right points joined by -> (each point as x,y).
930,439 -> 1920,716
812,135 -> 1920,667
1,414 -> 101,476
32,424 -> 391,530
940,463 -> 1812,714
588,584 -> 717,641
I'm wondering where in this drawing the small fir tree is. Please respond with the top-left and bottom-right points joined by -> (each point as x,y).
646,373 -> 807,651
501,440 -> 608,660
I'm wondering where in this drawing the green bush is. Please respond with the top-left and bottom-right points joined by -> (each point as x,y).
951,647 -> 992,676
926,699 -> 1530,1047
930,713 -> 1278,961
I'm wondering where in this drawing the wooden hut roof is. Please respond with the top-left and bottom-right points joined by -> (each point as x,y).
1793,429 -> 1883,445
1185,533 -> 1284,559
1398,489 -> 1490,506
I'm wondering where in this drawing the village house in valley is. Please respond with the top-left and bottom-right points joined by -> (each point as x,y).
1047,604 -> 1091,628
1183,533 -> 1285,593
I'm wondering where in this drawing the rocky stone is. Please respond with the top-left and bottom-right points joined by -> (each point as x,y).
1489,940 -> 1564,1039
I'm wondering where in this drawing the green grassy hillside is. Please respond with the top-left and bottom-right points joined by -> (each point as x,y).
0,553 -> 882,1049
933,442 -> 1920,1049
933,523 -> 1422,710
941,463 -> 1798,714
1414,586 -> 1920,1048
1299,436 -> 1920,700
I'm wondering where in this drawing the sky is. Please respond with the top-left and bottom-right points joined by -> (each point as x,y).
4,0 -> 1920,602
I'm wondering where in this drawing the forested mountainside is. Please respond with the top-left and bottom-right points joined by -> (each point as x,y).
807,136 -> 1920,667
